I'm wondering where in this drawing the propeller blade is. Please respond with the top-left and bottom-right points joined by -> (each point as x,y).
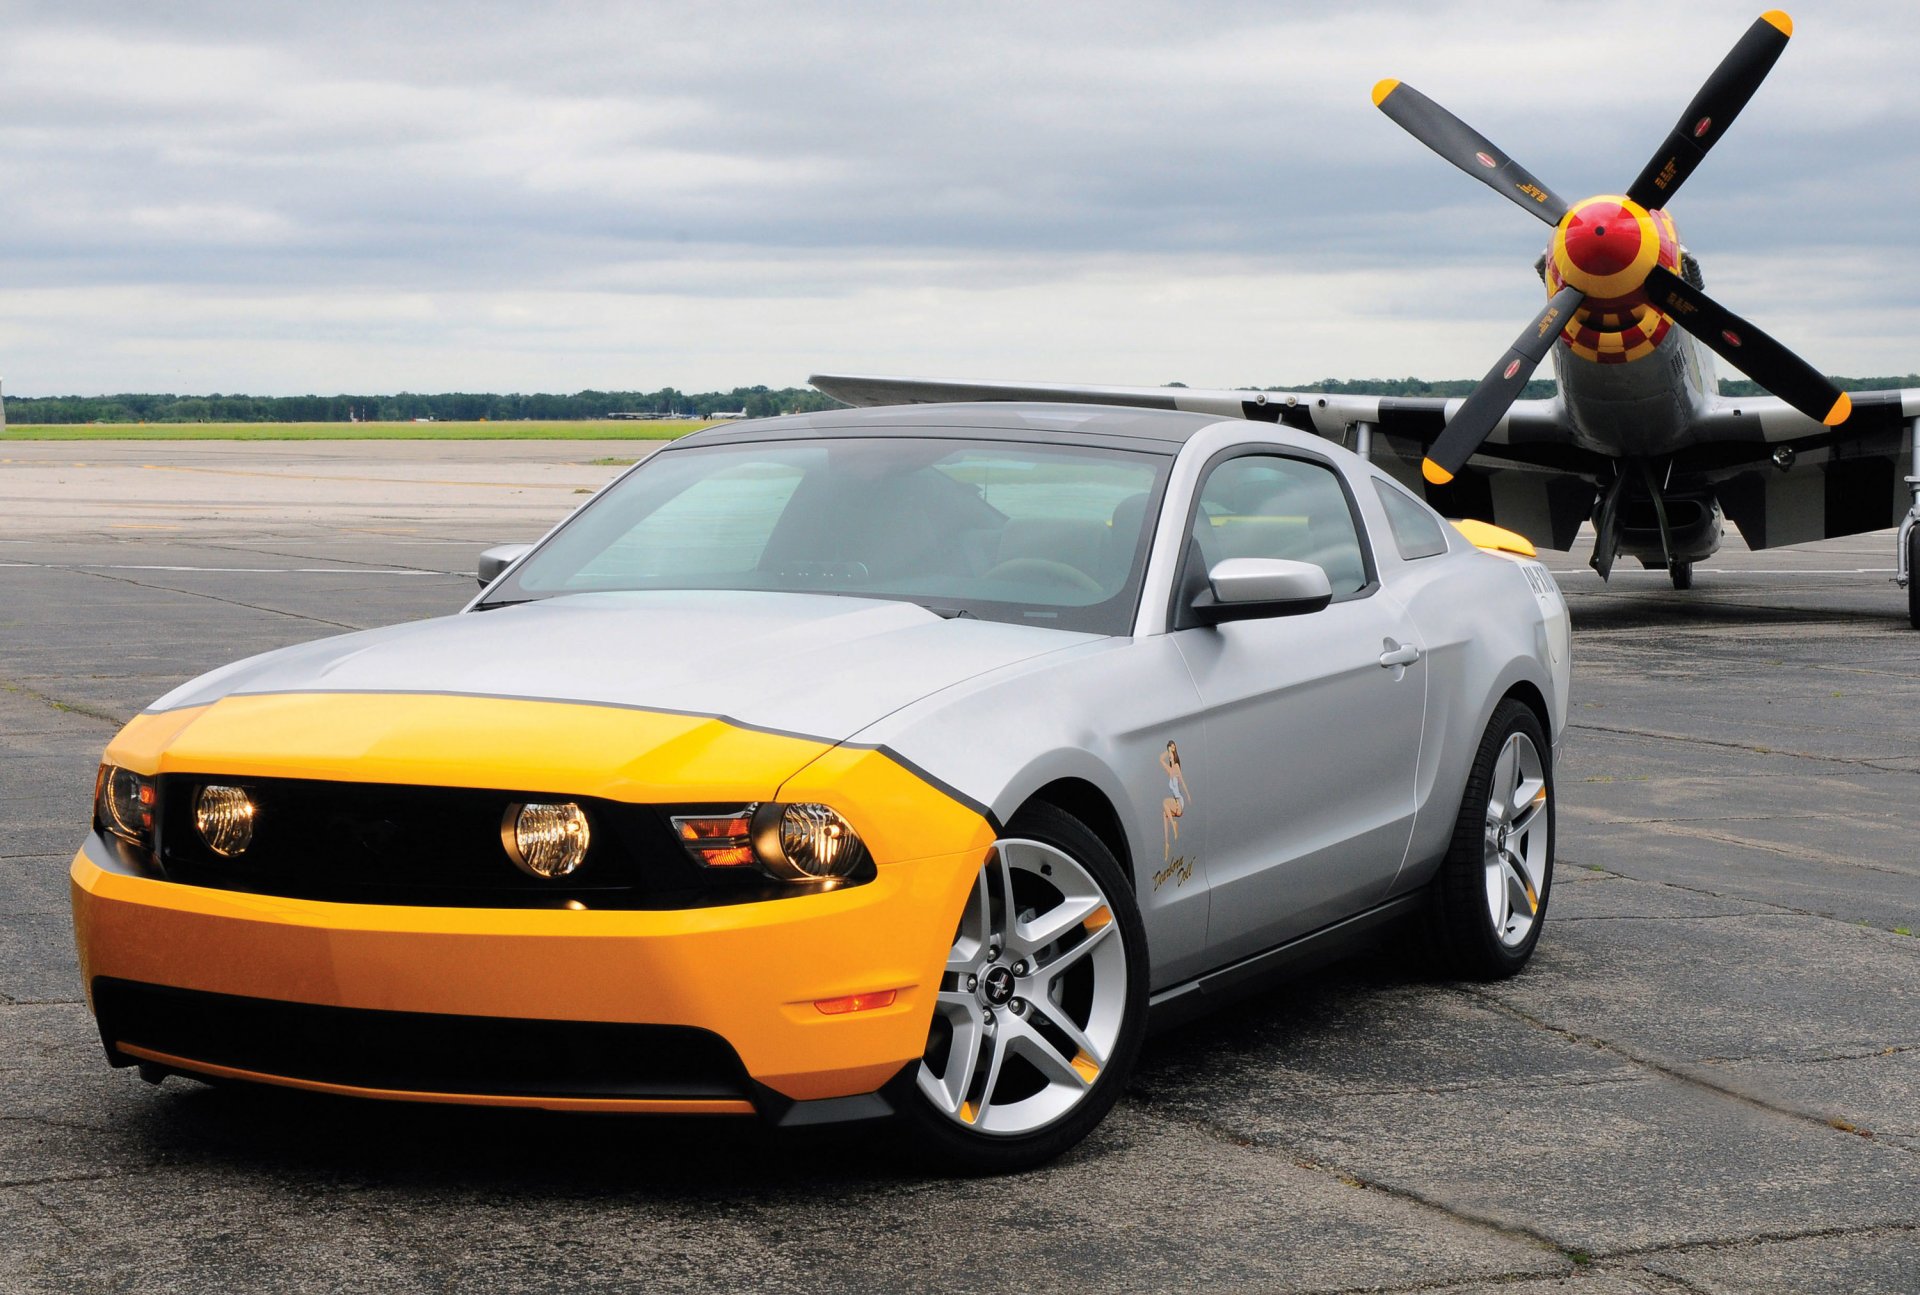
1626,11 -> 1793,209
1423,284 -> 1586,485
1643,264 -> 1850,426
1373,80 -> 1570,227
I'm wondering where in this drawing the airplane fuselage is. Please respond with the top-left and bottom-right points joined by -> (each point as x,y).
1551,313 -> 1719,459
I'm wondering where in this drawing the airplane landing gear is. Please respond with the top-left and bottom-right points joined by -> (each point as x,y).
1900,417 -> 1920,629
1669,561 -> 1693,591
1908,529 -> 1919,630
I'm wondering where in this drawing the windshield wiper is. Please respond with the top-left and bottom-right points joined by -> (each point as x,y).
922,605 -> 976,620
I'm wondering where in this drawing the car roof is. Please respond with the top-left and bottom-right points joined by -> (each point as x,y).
675,402 -> 1237,453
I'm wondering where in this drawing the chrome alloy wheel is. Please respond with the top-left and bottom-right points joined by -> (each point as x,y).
1484,731 -> 1549,947
916,838 -> 1129,1136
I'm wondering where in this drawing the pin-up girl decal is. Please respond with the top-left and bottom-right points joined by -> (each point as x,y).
1160,740 -> 1191,859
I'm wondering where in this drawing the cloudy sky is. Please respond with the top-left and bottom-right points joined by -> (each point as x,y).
3,0 -> 1917,396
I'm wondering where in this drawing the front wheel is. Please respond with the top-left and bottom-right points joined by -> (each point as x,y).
1670,560 -> 1694,591
1428,698 -> 1555,979
898,802 -> 1148,1173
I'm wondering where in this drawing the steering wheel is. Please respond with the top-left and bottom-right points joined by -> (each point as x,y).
981,557 -> 1103,594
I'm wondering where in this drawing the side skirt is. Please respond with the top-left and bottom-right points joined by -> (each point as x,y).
1146,890 -> 1430,1033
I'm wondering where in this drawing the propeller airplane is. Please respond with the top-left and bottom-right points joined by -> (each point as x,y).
813,11 -> 1920,627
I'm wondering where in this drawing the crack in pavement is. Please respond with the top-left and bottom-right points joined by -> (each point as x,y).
1555,911 -> 1797,923
199,538 -> 468,579
1125,1095 -> 1575,1268
1569,720 -> 1920,776
1690,1042 -> 1917,1066
0,681 -> 126,727
1558,864 -> 1920,933
1607,819 -> 1917,875
1456,989 -> 1916,1156
66,566 -> 362,631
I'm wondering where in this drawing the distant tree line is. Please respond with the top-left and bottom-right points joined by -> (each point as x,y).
8,375 -> 1917,425
0,386 -> 846,425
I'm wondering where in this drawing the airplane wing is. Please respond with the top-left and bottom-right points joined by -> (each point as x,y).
810,372 -> 1606,548
1681,388 -> 1919,550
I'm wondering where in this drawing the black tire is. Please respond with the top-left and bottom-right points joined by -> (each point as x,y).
894,802 -> 1149,1174
1908,529 -> 1919,630
1428,698 -> 1555,980
1670,561 -> 1693,591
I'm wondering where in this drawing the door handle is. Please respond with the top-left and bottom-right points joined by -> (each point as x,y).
1378,640 -> 1421,668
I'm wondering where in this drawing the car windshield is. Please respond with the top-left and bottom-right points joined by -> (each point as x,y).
480,436 -> 1170,635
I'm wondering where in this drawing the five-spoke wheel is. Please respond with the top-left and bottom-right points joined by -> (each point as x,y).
1482,729 -> 1549,949
900,804 -> 1146,1171
1431,698 -> 1555,977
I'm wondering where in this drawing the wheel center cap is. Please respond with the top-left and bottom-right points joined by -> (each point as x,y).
981,964 -> 1015,1006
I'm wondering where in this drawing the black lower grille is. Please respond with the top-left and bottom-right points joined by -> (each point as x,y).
93,978 -> 753,1102
151,776 -> 810,909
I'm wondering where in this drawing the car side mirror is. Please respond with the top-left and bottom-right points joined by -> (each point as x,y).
1190,558 -> 1333,625
477,543 -> 534,587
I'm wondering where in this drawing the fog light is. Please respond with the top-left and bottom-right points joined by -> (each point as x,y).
752,802 -> 866,882
96,765 -> 155,845
502,801 -> 590,878
194,784 -> 256,857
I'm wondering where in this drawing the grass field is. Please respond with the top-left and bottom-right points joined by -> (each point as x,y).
0,420 -> 714,441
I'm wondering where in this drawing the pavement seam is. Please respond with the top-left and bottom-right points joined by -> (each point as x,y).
1556,862 -> 1920,933
1690,1042 -> 1917,1066
0,680 -> 126,727
1613,819 -> 1916,875
197,537 -> 468,579
62,565 -> 364,631
1455,989 -> 1912,1153
1568,720 -> 1919,776
1593,1219 -> 1920,1265
1124,1097 -> 1576,1270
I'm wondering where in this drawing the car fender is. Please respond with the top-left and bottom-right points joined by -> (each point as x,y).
1388,549 -> 1565,891
843,634 -> 1215,988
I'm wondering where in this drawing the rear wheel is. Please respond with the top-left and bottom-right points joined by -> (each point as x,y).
899,802 -> 1147,1173
1429,699 -> 1554,979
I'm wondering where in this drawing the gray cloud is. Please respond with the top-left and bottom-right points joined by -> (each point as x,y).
2,0 -> 1917,394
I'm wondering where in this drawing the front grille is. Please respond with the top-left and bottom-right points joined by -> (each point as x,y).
152,776 -> 800,908
93,978 -> 754,1102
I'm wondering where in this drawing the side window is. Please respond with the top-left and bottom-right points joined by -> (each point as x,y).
1192,454 -> 1370,596
1373,479 -> 1451,560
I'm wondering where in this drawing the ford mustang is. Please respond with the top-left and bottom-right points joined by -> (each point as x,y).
71,403 -> 1570,1171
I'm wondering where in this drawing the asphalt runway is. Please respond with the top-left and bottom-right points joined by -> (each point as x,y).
3,441 -> 1917,1293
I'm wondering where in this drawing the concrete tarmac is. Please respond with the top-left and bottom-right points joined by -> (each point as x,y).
2,441 -> 1916,1293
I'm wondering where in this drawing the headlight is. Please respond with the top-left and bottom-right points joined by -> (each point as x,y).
501,801 -> 591,878
194,784 -> 256,857
673,802 -> 870,884
95,765 -> 155,847
756,802 -> 863,881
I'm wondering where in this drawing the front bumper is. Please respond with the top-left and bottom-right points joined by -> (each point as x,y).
71,832 -> 980,1116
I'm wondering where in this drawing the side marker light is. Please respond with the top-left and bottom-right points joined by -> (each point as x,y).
813,989 -> 899,1016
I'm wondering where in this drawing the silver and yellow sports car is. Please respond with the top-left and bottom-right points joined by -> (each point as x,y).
73,403 -> 1570,1171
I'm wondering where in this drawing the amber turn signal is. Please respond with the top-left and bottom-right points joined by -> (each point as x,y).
813,989 -> 898,1016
